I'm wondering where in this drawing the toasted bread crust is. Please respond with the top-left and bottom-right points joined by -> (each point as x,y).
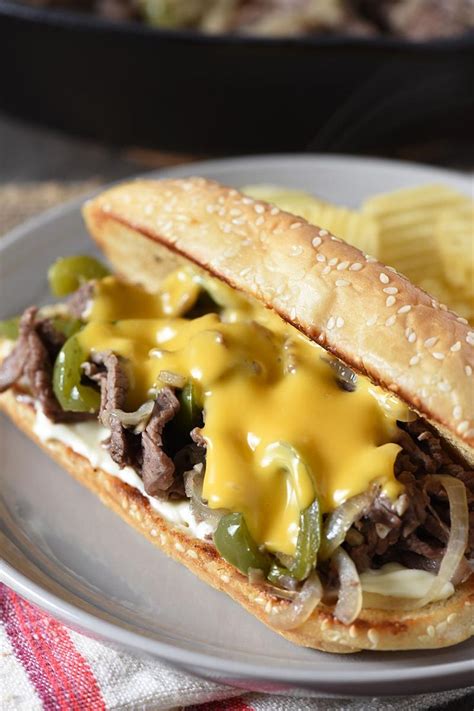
83,178 -> 474,459
2,390 -> 473,653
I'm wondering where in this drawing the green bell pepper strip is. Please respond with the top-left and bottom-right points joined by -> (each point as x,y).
0,317 -> 20,340
288,498 -> 322,581
267,497 -> 322,585
214,512 -> 272,576
53,335 -> 100,413
48,255 -> 109,297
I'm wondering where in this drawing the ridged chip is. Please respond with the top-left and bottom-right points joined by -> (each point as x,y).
243,185 -> 378,255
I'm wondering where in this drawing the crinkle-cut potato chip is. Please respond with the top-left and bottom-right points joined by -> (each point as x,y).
243,185 -> 378,255
361,184 -> 468,283
436,203 -> 474,297
419,277 -> 473,323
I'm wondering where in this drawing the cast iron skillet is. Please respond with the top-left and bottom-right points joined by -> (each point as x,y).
1,0 -> 473,153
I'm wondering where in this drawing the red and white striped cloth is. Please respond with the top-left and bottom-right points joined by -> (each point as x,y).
1,583 -> 472,711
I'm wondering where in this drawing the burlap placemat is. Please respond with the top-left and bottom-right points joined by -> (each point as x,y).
0,181 -> 99,236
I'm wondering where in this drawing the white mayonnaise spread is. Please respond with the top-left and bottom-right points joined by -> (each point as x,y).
33,411 -> 453,601
360,563 -> 453,601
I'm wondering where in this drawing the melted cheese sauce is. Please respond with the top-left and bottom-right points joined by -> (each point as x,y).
77,269 -> 409,555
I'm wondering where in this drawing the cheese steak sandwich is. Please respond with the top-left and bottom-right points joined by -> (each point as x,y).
0,178 -> 473,653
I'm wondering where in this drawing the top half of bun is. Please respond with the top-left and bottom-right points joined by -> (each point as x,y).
82,177 -> 474,461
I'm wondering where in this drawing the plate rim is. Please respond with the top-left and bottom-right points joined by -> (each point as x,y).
1,153 -> 473,694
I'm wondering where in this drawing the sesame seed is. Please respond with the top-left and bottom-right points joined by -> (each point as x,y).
336,317 -> 345,328
320,618 -> 330,631
349,625 -> 357,639
366,315 -> 377,326
312,236 -> 322,248
439,303 -> 448,312
220,574 -> 230,583
450,341 -> 461,352
328,257 -> 338,266
160,534 -> 167,545
453,405 -> 462,419
465,365 -> 473,377
386,315 -> 396,327
447,613 -> 457,624
379,273 -> 389,284
366,255 -> 377,263
322,266 -> 331,275
337,261 -> 350,271
254,204 -> 265,214
144,203 -> 154,216
336,279 -> 350,287
242,197 -> 254,205
398,304 -> 412,314
327,317 -> 336,330
175,542 -> 185,552
438,381 -> 451,392
290,245 -> 303,256
432,352 -> 445,360
457,316 -> 468,325
386,295 -> 396,307
255,216 -> 265,226
319,229 -> 328,236
290,307 -> 297,320
350,262 -> 363,271
437,621 -> 448,634
186,549 -> 198,559
230,208 -> 242,216
232,217 -> 246,225
383,287 -> 398,295
466,332 -> 474,346
270,206 -> 280,215
290,222 -> 303,230
457,420 -> 470,434
424,337 -> 438,348
408,332 -> 417,343
409,355 -> 420,366
317,254 -> 326,262
150,528 -> 158,537
427,625 -> 435,638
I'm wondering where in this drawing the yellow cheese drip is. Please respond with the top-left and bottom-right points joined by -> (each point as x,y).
78,269 -> 408,555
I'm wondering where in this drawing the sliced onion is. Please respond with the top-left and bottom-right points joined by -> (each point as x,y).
332,547 -> 363,625
322,356 -> 357,391
109,400 -> 155,433
320,488 -> 378,560
158,370 -> 186,388
270,572 -> 322,630
412,475 -> 469,608
184,466 -> 224,532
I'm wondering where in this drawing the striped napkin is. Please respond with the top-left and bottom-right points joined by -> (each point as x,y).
1,583 -> 473,711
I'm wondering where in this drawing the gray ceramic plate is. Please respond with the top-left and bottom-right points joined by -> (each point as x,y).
1,155 -> 473,696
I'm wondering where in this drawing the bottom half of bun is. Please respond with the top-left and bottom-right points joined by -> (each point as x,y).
1,390 -> 473,653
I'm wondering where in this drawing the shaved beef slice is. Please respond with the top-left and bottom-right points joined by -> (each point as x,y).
0,307 -> 87,423
142,388 -> 180,497
68,281 -> 95,319
346,419 -> 473,573
87,351 -> 137,469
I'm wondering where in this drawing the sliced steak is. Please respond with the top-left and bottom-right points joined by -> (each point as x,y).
88,351 -> 137,469
68,281 -> 95,319
346,418 -> 474,573
142,388 -> 180,498
0,307 -> 88,423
